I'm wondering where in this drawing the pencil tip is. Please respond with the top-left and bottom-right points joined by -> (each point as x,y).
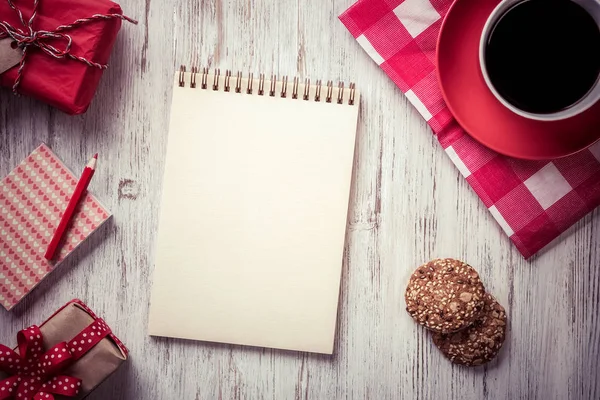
93,153 -> 98,159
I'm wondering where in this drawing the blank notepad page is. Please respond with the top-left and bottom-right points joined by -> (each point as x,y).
148,71 -> 360,354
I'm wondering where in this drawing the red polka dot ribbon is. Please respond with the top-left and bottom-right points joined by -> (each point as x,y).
44,300 -> 128,358
66,319 -> 111,361
0,326 -> 83,400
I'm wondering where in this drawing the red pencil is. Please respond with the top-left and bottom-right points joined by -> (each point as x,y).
44,154 -> 98,260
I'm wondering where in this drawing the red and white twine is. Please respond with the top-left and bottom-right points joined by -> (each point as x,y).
0,0 -> 137,93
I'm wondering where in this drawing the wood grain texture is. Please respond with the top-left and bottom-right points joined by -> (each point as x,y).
1,0 -> 599,399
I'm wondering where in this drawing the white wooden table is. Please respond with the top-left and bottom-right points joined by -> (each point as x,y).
1,0 -> 599,399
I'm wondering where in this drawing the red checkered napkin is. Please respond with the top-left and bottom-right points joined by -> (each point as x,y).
340,0 -> 600,258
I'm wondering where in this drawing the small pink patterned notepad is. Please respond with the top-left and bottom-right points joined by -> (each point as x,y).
0,144 -> 111,311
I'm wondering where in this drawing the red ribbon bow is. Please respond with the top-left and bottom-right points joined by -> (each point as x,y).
0,0 -> 137,93
0,326 -> 81,400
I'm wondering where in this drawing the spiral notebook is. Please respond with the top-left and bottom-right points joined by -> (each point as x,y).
148,68 -> 360,354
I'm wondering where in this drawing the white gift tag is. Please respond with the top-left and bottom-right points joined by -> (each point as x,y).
0,38 -> 22,75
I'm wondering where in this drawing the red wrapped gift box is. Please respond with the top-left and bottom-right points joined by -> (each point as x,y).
0,0 -> 133,115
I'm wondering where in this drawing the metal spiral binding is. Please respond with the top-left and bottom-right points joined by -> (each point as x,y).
315,80 -> 322,102
235,71 -> 242,93
190,67 -> 197,88
303,79 -> 310,100
178,66 -> 357,105
337,82 -> 345,104
224,70 -> 232,92
247,73 -> 254,94
325,81 -> 333,103
213,69 -> 221,90
349,83 -> 356,105
270,75 -> 277,97
258,74 -> 265,95
178,66 -> 186,87
292,77 -> 299,99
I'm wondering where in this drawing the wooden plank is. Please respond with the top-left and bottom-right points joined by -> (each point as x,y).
0,0 -> 598,398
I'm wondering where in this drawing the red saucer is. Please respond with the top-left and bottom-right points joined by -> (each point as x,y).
437,0 -> 600,160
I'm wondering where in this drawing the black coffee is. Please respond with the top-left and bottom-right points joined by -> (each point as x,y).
485,0 -> 600,114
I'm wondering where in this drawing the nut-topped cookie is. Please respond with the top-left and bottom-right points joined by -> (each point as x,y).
405,258 -> 485,333
432,293 -> 507,366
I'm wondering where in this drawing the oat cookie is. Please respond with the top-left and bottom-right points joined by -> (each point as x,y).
432,293 -> 507,366
405,258 -> 485,333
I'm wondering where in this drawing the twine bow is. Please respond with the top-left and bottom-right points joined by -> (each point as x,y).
0,0 -> 137,93
0,325 -> 81,400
